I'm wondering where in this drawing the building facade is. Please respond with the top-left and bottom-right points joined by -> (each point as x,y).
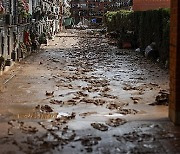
133,0 -> 170,11
70,0 -> 132,25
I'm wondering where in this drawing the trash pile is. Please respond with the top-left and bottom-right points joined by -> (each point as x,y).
149,90 -> 169,106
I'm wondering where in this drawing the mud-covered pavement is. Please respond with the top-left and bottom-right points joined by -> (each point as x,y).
0,30 -> 179,154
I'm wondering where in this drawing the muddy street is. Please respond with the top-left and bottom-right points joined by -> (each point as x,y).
0,30 -> 179,154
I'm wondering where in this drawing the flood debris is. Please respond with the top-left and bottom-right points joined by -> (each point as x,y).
50,99 -> 63,105
130,97 -> 142,104
66,99 -> 78,105
3,74 -> 16,85
75,136 -> 101,153
82,86 -> 100,92
145,42 -> 159,60
107,102 -> 138,115
123,85 -> 142,91
54,112 -> 76,125
149,90 -> 169,106
91,123 -> 108,131
107,102 -> 128,110
133,100 -> 139,104
85,147 -> 93,153
52,127 -> 76,142
53,99 -> 79,107
113,131 -> 160,153
45,91 -> 54,96
76,91 -> 89,97
101,86 -> 111,92
8,120 -> 38,134
100,93 -> 118,99
21,125 -> 38,134
39,121 -> 76,145
114,131 -> 154,143
39,121 -> 59,131
81,98 -> 106,106
88,79 -> 109,87
75,135 -> 101,151
0,30 -> 171,153
80,136 -> 101,146
52,58 -> 60,63
21,133 -> 63,153
36,105 -> 53,112
72,96 -> 81,100
117,109 -> 138,115
79,112 -> 97,118
106,118 -> 126,127
8,119 -> 22,128
130,97 -> 141,101
149,82 -> 159,87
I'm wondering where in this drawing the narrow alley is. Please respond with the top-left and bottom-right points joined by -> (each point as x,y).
0,30 -> 179,154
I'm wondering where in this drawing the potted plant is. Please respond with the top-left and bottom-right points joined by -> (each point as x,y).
18,0 -> 30,22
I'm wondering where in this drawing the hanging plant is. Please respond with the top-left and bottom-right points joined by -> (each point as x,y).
18,0 -> 30,18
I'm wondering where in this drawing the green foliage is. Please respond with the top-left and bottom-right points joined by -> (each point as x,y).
104,11 -> 118,31
105,10 -> 133,32
104,9 -> 170,62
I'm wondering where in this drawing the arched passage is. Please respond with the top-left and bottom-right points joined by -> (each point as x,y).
169,0 -> 180,125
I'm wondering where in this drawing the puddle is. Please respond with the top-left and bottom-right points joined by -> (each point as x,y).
0,30 -> 171,154
57,112 -> 71,118
12,112 -> 58,120
91,123 -> 108,131
70,80 -> 89,87
106,118 -> 126,127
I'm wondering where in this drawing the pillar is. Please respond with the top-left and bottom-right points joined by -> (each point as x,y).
169,0 -> 180,125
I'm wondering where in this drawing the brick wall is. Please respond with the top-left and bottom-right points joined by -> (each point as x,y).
133,0 -> 170,11
169,0 -> 180,125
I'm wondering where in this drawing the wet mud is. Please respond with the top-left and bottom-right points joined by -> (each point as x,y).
0,29 -> 179,154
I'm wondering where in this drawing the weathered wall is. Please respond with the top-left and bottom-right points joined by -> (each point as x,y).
133,0 -> 170,11
169,0 -> 180,125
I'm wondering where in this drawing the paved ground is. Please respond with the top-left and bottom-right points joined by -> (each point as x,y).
0,30 -> 179,154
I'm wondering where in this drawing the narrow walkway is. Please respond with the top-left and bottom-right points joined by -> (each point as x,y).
0,30 -> 179,154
